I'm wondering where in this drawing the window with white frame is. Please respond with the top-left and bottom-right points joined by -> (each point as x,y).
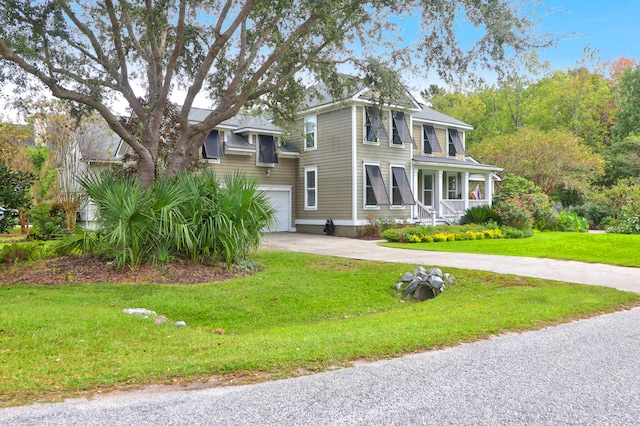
391,111 -> 416,147
447,173 -> 458,199
258,134 -> 279,165
390,166 -> 416,207
447,129 -> 465,157
304,115 -> 317,150
364,107 -> 388,144
202,129 -> 224,161
364,164 -> 390,207
304,166 -> 318,210
423,125 -> 442,155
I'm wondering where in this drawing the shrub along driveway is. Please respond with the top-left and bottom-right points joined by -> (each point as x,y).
262,233 -> 640,294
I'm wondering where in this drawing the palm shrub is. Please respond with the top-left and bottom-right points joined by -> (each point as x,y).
459,205 -> 499,225
78,171 -> 155,267
74,169 -> 274,269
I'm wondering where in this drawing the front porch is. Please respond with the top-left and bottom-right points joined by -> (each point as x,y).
411,166 -> 498,226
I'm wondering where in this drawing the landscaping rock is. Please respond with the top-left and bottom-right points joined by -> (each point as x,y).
155,316 -> 168,324
427,268 -> 443,278
175,321 -> 186,327
122,308 -> 157,316
428,276 -> 444,290
413,266 -> 426,277
396,266 -> 452,301
404,277 -> 423,294
401,272 -> 414,282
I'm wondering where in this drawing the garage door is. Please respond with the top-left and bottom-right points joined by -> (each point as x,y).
263,189 -> 290,232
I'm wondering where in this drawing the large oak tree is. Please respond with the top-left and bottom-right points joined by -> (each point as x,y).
0,0 -> 551,187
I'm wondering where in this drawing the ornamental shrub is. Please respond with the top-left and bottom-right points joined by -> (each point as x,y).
495,197 -> 533,230
520,193 -> 558,231
557,211 -> 589,232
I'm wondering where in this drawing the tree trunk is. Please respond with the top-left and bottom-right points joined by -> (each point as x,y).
137,151 -> 156,189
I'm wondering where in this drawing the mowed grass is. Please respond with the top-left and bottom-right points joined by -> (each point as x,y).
1,250 -> 639,407
381,232 -> 640,267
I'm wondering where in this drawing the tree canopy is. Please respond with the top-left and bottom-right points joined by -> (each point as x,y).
468,127 -> 604,194
0,0 -> 552,186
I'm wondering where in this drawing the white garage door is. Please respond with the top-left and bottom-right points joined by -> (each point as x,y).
263,189 -> 290,232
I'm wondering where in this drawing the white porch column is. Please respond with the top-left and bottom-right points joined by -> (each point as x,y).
412,168 -> 419,219
485,173 -> 493,206
436,170 -> 443,217
462,171 -> 469,211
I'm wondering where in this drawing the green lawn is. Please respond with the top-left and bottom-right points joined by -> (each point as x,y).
1,250 -> 638,407
381,232 -> 640,267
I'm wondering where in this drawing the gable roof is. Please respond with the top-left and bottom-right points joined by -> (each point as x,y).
303,76 -> 421,112
187,107 -> 281,135
75,120 -> 123,163
413,104 -> 473,130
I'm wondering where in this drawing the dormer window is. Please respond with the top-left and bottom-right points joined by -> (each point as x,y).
447,129 -> 465,157
202,130 -> 224,160
423,125 -> 442,155
258,135 -> 279,164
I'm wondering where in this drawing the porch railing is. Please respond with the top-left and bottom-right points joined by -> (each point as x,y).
440,200 -> 463,224
415,200 -> 437,226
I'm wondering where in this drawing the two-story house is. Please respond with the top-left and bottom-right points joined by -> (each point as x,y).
79,78 -> 501,236
285,80 -> 502,236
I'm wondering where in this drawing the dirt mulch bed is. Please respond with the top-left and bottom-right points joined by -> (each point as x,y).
0,255 -> 241,285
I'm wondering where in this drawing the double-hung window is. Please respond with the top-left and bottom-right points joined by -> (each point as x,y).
202,130 -> 224,161
447,129 -> 465,157
304,115 -> 317,150
304,166 -> 318,210
364,107 -> 388,144
391,166 -> 416,207
423,125 -> 442,155
364,164 -> 390,207
258,135 -> 279,164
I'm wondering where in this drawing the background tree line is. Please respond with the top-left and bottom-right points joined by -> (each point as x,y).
423,51 -> 640,228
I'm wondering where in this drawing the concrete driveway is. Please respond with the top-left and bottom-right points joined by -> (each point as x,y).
263,232 -> 640,294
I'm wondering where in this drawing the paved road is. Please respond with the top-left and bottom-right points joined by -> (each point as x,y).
2,233 -> 640,425
3,308 -> 640,425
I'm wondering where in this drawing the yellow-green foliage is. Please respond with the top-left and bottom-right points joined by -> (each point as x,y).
381,225 -> 505,244
408,234 -> 422,243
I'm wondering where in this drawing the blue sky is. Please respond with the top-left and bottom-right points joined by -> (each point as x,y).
538,0 -> 640,70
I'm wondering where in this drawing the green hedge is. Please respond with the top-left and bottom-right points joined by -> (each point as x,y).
380,225 -> 505,243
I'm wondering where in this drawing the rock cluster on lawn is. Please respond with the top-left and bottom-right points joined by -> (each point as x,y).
122,308 -> 186,327
395,267 -> 453,301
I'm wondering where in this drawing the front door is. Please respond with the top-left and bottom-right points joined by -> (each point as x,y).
422,173 -> 434,207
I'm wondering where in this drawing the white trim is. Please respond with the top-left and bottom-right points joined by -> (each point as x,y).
296,219 -> 371,226
233,127 -> 282,136
363,161 -> 382,210
304,115 -> 317,151
257,184 -> 292,192
351,105 -> 358,223
389,164 -> 407,210
412,117 -> 473,131
389,110 -> 406,149
362,106 -> 380,145
199,158 -> 221,165
304,166 -> 318,211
